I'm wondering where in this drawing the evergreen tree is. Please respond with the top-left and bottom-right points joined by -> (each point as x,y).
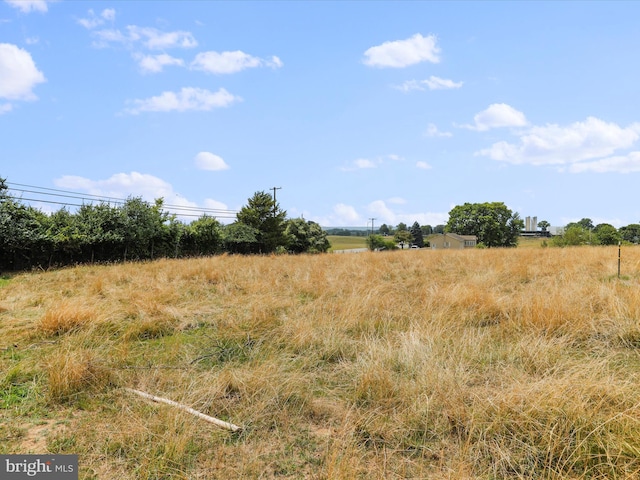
410,221 -> 424,247
236,191 -> 287,253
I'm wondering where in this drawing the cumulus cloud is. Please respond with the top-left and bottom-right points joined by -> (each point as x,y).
363,33 -> 440,68
424,123 -> 452,138
0,103 -> 12,114
191,50 -> 283,74
395,76 -> 463,92
124,87 -> 241,114
367,200 -> 448,226
194,151 -> 230,171
4,0 -> 49,13
462,103 -> 528,131
0,43 -> 46,106
135,53 -> 184,73
477,116 -> 640,170
55,172 -> 177,201
315,203 -> 362,226
416,161 -> 432,170
54,172 -> 232,221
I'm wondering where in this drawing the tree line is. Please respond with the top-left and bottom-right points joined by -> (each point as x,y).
0,179 -> 330,272
367,204 -> 640,250
550,218 -> 640,247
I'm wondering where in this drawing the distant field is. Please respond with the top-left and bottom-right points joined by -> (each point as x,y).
2,247 -> 640,478
517,236 -> 549,248
327,235 -> 367,251
329,234 -> 548,251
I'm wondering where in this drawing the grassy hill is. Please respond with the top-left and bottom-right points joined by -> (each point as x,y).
2,247 -> 640,478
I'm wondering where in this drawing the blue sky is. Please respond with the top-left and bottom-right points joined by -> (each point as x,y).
2,0 -> 640,228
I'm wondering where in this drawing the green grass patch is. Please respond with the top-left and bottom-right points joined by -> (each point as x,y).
327,235 -> 367,251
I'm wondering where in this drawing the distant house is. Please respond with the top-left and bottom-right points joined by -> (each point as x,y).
428,233 -> 477,249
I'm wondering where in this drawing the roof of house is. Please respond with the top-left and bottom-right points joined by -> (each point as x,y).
428,233 -> 477,241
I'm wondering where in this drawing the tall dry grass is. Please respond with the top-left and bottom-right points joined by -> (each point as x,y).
1,246 -> 640,478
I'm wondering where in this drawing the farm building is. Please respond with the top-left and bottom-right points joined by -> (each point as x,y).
428,233 -> 477,249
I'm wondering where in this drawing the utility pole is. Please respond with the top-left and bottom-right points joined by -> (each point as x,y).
369,218 -> 376,236
270,187 -> 282,217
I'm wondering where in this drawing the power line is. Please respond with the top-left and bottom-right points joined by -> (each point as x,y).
5,181 -> 239,218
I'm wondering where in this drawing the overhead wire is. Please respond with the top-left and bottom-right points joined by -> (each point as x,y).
5,181 -> 239,219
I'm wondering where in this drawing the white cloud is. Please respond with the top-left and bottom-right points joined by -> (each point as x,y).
477,116 -> 640,169
387,197 -> 406,205
135,53 -> 184,73
416,161 -> 432,170
367,200 -> 448,227
340,158 -> 379,171
128,25 -> 197,50
568,152 -> 640,174
463,103 -> 528,131
124,87 -> 241,114
311,203 -> 363,227
396,76 -> 463,92
101,8 -> 115,21
387,154 -> 403,161
77,8 -> 115,29
0,103 -> 12,114
363,33 -> 440,68
0,43 -> 46,103
54,172 -> 231,221
55,172 -> 176,201
4,0 -> 49,13
423,76 -> 463,90
331,204 -> 362,225
355,158 -> 376,169
191,50 -> 283,74
424,123 -> 452,138
194,151 -> 230,171
92,25 -> 197,50
203,198 -> 230,211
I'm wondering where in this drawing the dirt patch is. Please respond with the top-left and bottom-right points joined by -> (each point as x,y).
19,419 -> 66,453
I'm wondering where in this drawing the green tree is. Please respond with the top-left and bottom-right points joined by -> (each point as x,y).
446,202 -> 523,247
594,223 -> 620,245
421,224 -> 433,236
619,224 -> 640,244
537,220 -> 550,232
236,191 -> 287,253
552,225 -> 589,246
577,218 -> 594,230
119,197 -> 172,260
181,215 -> 223,256
433,224 -> 445,234
394,229 -> 413,249
223,222 -> 260,254
410,221 -> 424,247
284,218 -> 330,253
76,202 -> 126,262
396,222 -> 408,232
366,234 -> 386,251
379,224 -> 391,236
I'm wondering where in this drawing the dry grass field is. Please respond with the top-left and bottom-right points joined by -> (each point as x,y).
2,246 -> 640,479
